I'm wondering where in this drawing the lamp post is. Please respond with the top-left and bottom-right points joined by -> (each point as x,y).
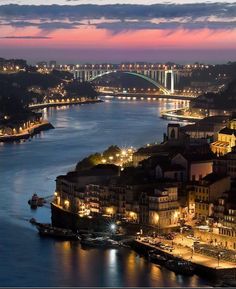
217,252 -> 222,268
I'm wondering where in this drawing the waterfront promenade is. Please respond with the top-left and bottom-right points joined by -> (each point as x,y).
29,98 -> 102,110
101,92 -> 196,101
161,108 -> 203,121
132,238 -> 236,281
0,120 -> 53,142
0,98 -> 102,142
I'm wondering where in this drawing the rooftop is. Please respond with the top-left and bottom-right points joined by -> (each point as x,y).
219,127 -> 236,136
201,173 -> 229,185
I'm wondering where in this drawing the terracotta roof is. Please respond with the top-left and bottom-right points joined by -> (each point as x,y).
211,141 -> 230,148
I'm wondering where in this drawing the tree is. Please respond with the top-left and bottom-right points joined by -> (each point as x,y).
65,81 -> 99,99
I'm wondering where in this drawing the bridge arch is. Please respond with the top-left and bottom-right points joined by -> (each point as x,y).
88,70 -> 171,95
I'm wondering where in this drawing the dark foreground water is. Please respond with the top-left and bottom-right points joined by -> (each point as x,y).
0,99 -> 210,287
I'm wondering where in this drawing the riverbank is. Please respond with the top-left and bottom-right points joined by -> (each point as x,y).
130,239 -> 236,284
0,121 -> 54,143
29,98 -> 103,110
161,107 -> 203,122
100,92 -> 195,101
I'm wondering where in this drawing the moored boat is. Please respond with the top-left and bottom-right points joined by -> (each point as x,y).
80,237 -> 120,249
165,259 -> 195,276
29,218 -> 51,228
148,250 -> 167,265
28,193 -> 46,208
37,225 -> 80,241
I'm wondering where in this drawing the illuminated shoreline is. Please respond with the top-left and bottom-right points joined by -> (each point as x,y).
0,121 -> 54,143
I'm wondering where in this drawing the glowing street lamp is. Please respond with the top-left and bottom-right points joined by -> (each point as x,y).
218,252 -> 222,267
110,223 -> 116,231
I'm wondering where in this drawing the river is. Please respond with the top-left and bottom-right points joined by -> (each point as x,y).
0,99 -> 210,287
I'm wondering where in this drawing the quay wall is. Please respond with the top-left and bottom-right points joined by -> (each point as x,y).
51,203 -> 112,232
130,240 -> 236,282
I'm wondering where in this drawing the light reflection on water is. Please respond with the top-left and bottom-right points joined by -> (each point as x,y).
0,100 -> 210,287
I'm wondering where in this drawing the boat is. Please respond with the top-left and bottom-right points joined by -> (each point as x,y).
28,193 -> 46,208
148,250 -> 167,265
29,218 -> 51,228
165,259 -> 195,276
80,237 -> 120,249
37,225 -> 80,241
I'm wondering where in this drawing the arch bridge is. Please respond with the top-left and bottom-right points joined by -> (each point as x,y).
88,71 -> 171,95
73,67 -> 178,95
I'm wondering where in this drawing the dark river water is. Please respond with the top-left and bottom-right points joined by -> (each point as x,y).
0,99 -> 211,287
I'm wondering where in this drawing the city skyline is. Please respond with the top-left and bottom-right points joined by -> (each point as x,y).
0,1 -> 235,63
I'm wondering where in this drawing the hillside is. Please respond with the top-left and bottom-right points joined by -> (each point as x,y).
190,79 -> 236,110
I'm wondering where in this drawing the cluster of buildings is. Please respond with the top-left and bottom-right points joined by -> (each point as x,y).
0,58 -> 27,73
52,114 -> 236,250
0,112 -> 43,137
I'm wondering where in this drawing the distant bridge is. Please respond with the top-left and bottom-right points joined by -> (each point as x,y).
71,64 -> 179,95
89,71 -> 171,95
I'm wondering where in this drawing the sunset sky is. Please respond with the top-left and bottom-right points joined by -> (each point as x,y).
0,1 -> 235,63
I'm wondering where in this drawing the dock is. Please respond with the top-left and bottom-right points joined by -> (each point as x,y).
130,239 -> 236,282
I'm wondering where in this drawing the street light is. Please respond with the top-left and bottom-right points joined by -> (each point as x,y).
218,252 -> 222,268
110,223 -> 116,237
110,223 -> 116,231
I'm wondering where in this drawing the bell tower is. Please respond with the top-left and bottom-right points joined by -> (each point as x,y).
167,123 -> 180,140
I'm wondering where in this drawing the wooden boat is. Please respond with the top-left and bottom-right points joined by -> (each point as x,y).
165,259 -> 195,276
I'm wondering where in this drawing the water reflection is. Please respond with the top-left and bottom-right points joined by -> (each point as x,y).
0,100 -> 210,287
